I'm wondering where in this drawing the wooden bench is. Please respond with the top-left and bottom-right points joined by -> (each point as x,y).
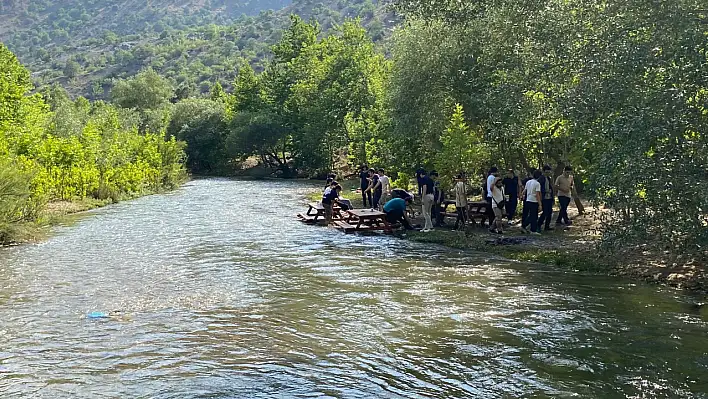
297,202 -> 342,223
333,220 -> 357,233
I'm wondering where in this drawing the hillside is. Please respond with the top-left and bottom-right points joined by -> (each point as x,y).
0,0 -> 292,39
0,0 -> 393,98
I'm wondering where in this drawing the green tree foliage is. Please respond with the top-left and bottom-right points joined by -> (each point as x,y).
0,160 -> 39,243
112,68 -> 174,132
0,44 -> 187,243
112,68 -> 173,110
209,82 -> 226,102
2,0 -> 394,99
387,0 -> 708,252
63,60 -> 80,79
435,104 -> 488,189
225,17 -> 389,176
168,98 -> 228,174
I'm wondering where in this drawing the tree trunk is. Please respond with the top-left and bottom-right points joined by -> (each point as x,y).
574,195 -> 586,214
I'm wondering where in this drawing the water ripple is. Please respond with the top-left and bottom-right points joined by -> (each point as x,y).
0,178 -> 706,398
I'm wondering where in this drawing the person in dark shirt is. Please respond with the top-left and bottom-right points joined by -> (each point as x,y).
383,197 -> 414,230
322,184 -> 342,225
359,165 -> 372,208
325,173 -> 336,190
365,169 -> 383,210
502,169 -> 522,222
415,167 -> 426,198
431,171 -> 445,226
537,165 -> 555,231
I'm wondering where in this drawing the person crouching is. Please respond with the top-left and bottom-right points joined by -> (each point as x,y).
383,195 -> 414,230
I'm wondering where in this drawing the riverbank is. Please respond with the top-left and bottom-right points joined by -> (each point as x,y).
306,187 -> 708,296
402,226 -> 708,296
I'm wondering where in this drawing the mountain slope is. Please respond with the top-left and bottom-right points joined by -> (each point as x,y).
0,0 -> 393,98
0,0 -> 292,38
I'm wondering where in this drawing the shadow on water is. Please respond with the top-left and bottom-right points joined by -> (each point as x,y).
0,178 -> 706,398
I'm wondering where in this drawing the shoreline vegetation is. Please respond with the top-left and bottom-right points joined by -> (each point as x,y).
306,185 -> 708,296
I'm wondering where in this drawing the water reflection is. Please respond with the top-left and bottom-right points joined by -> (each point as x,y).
0,179 -> 706,398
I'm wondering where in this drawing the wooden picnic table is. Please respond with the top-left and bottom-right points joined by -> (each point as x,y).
335,209 -> 392,234
297,202 -> 342,223
440,199 -> 490,225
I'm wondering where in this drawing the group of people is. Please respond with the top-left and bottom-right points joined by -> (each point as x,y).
321,167 -> 415,229
416,164 -> 576,235
415,169 -> 447,233
482,165 -> 576,235
358,166 -> 391,210
320,163 -> 576,235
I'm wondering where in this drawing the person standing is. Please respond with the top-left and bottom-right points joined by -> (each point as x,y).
359,165 -> 372,208
453,174 -> 468,230
491,176 -> 506,234
420,170 -> 435,232
415,167 -> 426,198
366,169 -> 383,210
502,169 -> 522,223
486,167 -> 500,231
555,166 -> 575,226
521,169 -> 543,236
431,171 -> 446,226
537,165 -> 555,231
378,168 -> 391,206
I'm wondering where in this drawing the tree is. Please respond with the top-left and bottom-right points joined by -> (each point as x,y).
63,60 -> 80,79
111,68 -> 174,132
168,98 -> 229,174
111,68 -> 174,110
388,0 -> 708,252
436,104 -> 488,189
209,81 -> 226,102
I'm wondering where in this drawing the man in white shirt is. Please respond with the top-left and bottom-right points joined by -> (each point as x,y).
485,167 -> 499,230
520,169 -> 543,235
378,168 -> 391,205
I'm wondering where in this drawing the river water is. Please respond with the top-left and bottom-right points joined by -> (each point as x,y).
0,179 -> 706,398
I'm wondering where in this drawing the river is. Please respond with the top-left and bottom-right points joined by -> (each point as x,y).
0,179 -> 706,398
